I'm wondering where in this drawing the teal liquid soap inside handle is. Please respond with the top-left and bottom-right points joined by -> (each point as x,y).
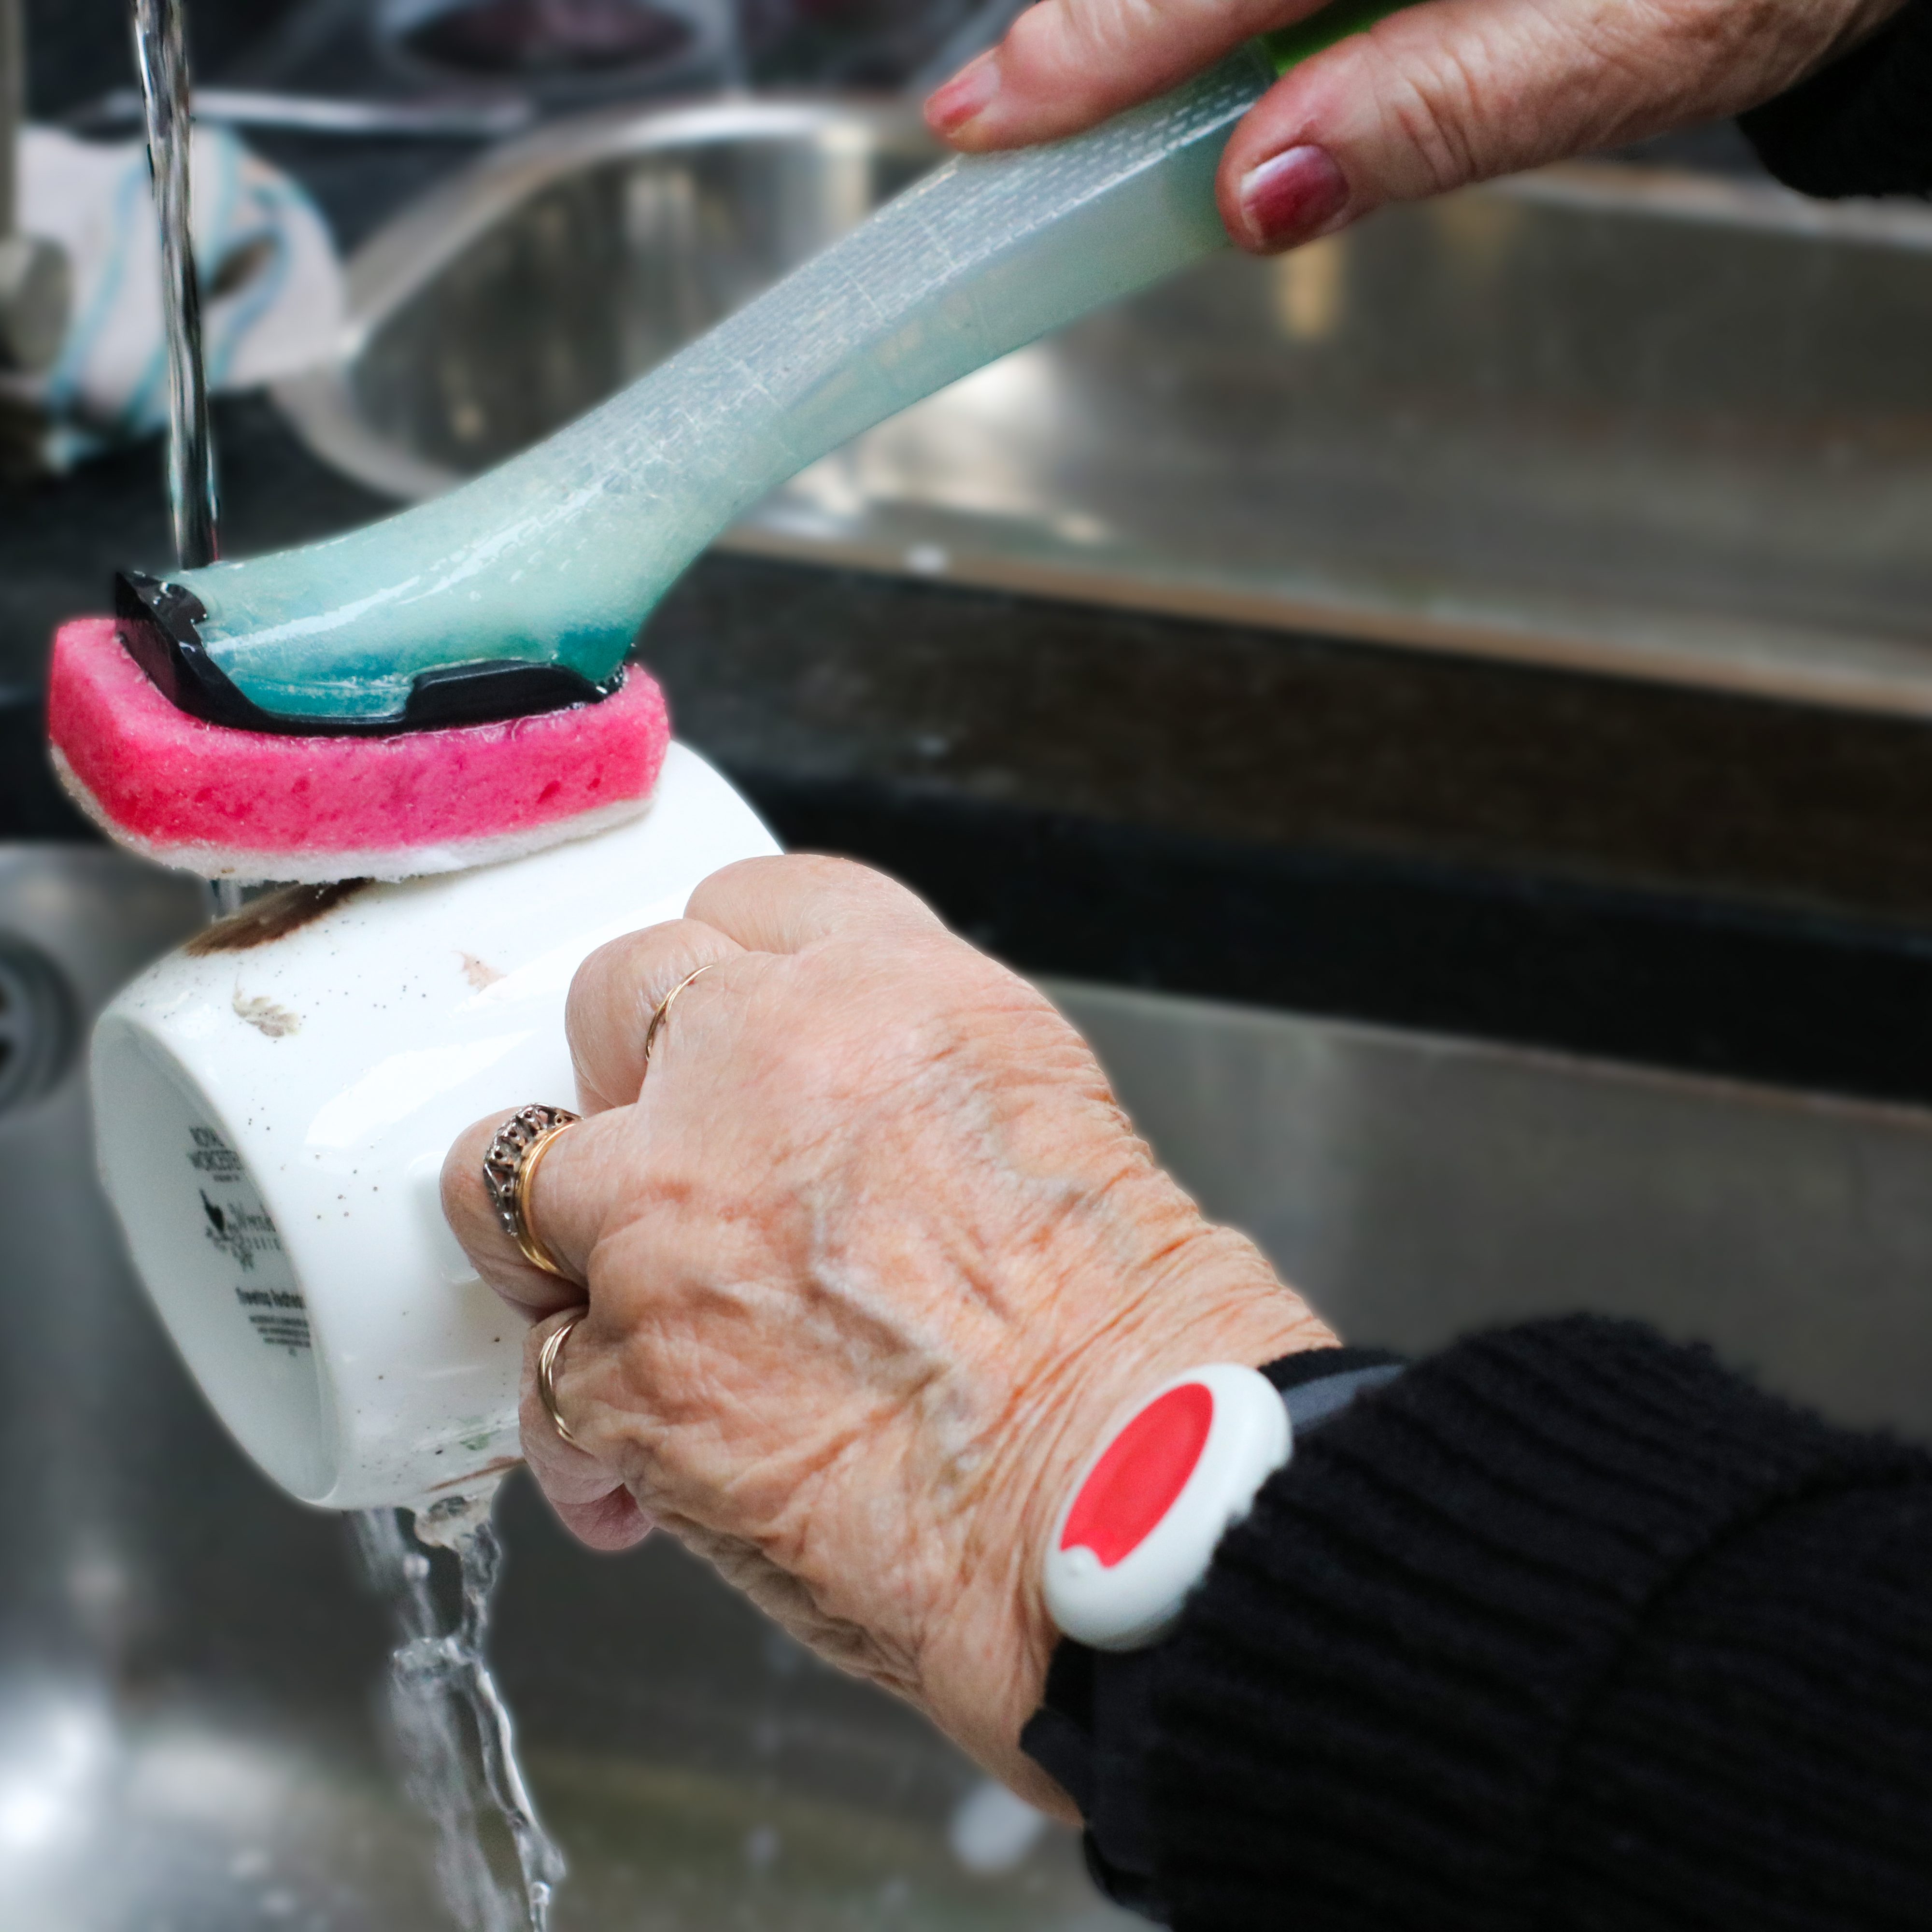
135,4 -> 1398,730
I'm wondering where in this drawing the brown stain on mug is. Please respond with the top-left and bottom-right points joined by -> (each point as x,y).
186,879 -> 370,956
427,1456 -> 521,1493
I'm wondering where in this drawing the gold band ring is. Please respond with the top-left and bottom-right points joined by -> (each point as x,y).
642,961 -> 718,1074
537,1309 -> 587,1449
482,1103 -> 581,1279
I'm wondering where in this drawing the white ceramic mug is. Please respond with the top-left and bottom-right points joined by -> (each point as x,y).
92,744 -> 778,1511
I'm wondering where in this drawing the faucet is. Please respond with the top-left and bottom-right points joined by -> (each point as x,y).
0,0 -> 68,374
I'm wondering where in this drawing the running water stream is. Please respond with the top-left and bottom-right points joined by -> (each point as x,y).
131,0 -> 236,923
130,0 -> 218,568
355,1501 -> 569,1932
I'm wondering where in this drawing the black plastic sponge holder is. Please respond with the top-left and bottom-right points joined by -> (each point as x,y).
114,570 -> 620,736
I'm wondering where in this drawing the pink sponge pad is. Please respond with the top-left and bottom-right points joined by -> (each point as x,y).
48,617 -> 672,883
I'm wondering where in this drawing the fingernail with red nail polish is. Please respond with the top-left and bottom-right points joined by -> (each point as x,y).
925,50 -> 1000,136
1238,145 -> 1348,250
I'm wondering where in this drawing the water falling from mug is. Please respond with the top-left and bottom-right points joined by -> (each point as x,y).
355,1499 -> 568,1932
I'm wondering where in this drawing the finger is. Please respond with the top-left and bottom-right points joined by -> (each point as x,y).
1215,0 -> 1881,253
567,917 -> 746,1112
684,853 -> 939,957
520,1309 -> 652,1552
926,0 -> 1319,149
440,1105 -> 627,1314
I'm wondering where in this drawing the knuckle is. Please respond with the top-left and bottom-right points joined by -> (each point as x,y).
996,0 -> 1122,113
572,920 -> 689,1009
998,0 -> 1065,80
563,937 -> 627,1041
1367,32 -> 1495,192
439,1123 -> 494,1236
833,863 -> 939,930
785,852 -> 905,910
1004,0 -> 1131,73
687,852 -> 785,913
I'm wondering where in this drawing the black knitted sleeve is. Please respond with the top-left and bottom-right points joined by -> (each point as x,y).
1740,0 -> 1932,197
1143,1316 -> 1932,1931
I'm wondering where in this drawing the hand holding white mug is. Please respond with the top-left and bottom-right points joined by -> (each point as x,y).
442,856 -> 1333,1806
924,0 -> 1910,252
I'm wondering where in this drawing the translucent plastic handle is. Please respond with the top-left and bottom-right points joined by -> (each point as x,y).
170,16 -> 1387,723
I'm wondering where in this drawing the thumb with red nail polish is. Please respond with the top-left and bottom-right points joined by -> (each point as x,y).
923,47 -> 1002,139
1233,143 -> 1349,252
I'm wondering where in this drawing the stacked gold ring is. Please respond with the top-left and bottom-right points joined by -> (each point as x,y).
536,1312 -> 587,1449
492,965 -> 720,1449
482,1102 -> 581,1279
642,961 -> 718,1073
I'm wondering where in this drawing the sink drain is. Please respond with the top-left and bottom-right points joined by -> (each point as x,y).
0,938 -> 77,1116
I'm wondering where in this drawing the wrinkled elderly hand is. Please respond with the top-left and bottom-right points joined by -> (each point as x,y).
444,856 -> 1330,1806
924,0 -> 1908,251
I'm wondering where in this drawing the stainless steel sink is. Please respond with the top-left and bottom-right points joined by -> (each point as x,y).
9,844 -> 1932,1925
0,848 -> 1120,1932
275,98 -> 1932,718
1055,980 -> 1932,1440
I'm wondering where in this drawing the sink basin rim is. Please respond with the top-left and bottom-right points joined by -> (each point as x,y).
271,102 -> 1932,722
272,91 -> 940,503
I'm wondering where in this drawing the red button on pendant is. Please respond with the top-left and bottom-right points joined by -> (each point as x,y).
1060,1381 -> 1215,1568
1044,1363 -> 1291,1650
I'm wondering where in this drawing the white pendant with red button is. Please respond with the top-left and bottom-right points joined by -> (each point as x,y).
1043,1363 -> 1292,1652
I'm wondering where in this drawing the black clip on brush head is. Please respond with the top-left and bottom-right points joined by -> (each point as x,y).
114,570 -> 620,737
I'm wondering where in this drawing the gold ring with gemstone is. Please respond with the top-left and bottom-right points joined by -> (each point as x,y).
482,1103 -> 581,1278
